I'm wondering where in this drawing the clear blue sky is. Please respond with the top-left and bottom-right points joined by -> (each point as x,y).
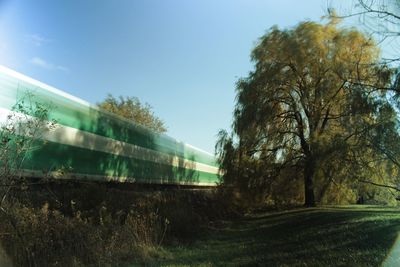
0,0 -> 355,153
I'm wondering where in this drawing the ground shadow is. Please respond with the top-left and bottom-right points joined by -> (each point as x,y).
153,206 -> 400,267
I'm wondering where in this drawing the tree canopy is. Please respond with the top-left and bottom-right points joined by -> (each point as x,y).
217,19 -> 399,207
334,1 -> 400,62
97,94 -> 167,134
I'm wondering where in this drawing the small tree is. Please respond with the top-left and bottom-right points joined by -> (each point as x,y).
0,92 -> 57,264
0,92 -> 56,204
97,94 -> 167,134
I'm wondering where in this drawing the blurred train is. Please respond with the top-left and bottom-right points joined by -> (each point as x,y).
0,66 -> 220,186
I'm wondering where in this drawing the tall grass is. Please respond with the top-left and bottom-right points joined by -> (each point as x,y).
0,181 -> 230,266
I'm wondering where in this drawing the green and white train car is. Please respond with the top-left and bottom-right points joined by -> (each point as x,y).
0,66 -> 220,186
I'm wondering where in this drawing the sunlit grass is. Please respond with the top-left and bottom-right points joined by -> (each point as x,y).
138,205 -> 400,267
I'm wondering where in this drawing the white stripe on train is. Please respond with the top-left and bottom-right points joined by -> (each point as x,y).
19,169 -> 217,186
0,108 -> 220,175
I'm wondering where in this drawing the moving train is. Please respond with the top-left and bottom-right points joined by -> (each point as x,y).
0,66 -> 220,186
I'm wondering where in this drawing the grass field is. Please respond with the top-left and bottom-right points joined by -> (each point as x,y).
138,206 -> 400,267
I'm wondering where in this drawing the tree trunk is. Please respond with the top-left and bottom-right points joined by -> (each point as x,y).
304,159 -> 316,207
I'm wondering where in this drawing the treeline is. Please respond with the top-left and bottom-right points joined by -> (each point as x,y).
216,18 -> 400,208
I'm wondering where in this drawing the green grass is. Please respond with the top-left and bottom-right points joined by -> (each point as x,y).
136,205 -> 400,267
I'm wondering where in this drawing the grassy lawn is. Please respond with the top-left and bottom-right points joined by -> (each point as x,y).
139,206 -> 400,267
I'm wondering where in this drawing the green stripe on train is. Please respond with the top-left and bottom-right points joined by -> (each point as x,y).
22,139 -> 220,185
0,71 -> 218,168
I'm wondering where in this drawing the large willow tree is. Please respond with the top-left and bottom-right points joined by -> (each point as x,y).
225,19 -> 396,206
